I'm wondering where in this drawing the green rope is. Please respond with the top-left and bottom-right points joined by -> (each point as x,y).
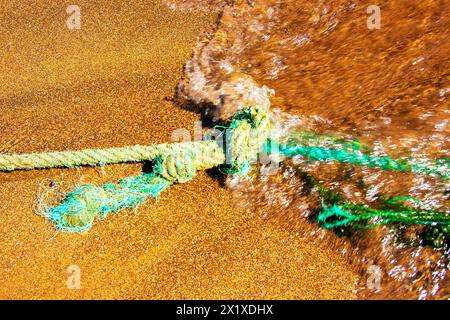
277,142 -> 449,179
318,200 -> 450,230
46,173 -> 172,232
278,133 -> 449,237
292,168 -> 449,247
287,131 -> 372,153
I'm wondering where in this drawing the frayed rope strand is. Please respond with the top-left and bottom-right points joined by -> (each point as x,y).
46,173 -> 172,232
318,201 -> 450,230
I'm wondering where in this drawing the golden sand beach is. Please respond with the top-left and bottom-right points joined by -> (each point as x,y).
0,1 -> 358,299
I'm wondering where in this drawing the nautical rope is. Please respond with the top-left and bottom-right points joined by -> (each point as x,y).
2,106 -> 272,232
0,105 -> 448,234
0,141 -> 224,172
318,199 -> 450,230
277,143 -> 449,179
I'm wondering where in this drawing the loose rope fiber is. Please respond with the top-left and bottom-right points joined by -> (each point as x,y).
45,173 -> 172,232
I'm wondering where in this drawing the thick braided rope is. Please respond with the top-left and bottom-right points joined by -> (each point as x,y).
0,141 -> 224,172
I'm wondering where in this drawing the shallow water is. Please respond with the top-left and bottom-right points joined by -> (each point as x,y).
171,0 -> 450,299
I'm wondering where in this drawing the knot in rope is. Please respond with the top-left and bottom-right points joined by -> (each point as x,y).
225,105 -> 272,175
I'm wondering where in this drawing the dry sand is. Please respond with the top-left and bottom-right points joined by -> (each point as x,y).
0,0 -> 358,299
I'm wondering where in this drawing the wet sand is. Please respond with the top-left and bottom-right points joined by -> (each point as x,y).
0,0 -> 358,299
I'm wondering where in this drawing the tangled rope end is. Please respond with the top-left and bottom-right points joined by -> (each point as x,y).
40,106 -> 272,232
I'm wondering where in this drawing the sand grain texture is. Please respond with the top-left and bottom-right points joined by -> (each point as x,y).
0,0 -> 357,299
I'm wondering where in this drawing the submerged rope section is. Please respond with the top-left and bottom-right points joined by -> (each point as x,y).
276,131 -> 449,179
0,105 -> 448,234
318,197 -> 450,229
278,144 -> 449,179
277,132 -> 449,237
